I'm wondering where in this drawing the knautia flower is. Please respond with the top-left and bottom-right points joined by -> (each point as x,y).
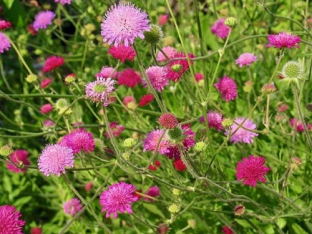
139,94 -> 154,106
236,155 -> 270,187
166,52 -> 195,82
143,24 -> 163,45
290,118 -> 312,132
31,227 -> 43,234
280,61 -> 304,87
55,0 -> 72,5
143,66 -> 169,92
100,182 -> 138,218
157,46 -> 177,61
194,73 -> 204,82
222,226 -> 234,234
95,66 -> 118,79
158,14 -> 169,26
173,159 -> 187,171
63,198 -> 82,216
118,68 -> 141,87
159,113 -> 178,129
40,103 -> 53,114
7,150 -> 30,173
85,78 -> 115,106
0,205 -> 25,234
0,20 -> 11,30
108,45 -> 136,63
40,78 -> 53,89
200,111 -> 223,131
267,32 -> 300,49
211,18 -> 230,39
0,32 -> 11,53
43,120 -> 55,128
225,117 -> 258,144
101,2 -> 150,46
143,186 -> 160,202
42,56 -> 64,73
33,10 -> 55,31
104,122 -> 125,139
143,129 -> 170,154
235,53 -> 257,68
214,76 -> 237,102
38,144 -> 74,176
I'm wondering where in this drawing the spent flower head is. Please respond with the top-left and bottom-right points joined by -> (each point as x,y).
280,61 -> 304,87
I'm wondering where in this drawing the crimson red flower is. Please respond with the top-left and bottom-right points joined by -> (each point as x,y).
108,45 -> 136,63
118,68 -> 141,87
173,159 -> 187,171
7,150 -> 30,173
31,227 -> 43,234
0,20 -> 12,30
85,182 -> 93,191
27,24 -> 37,35
148,164 -> 157,171
159,113 -> 178,129
40,78 -> 53,89
166,52 -> 195,82
158,15 -> 169,26
222,226 -> 234,234
154,160 -> 161,167
139,94 -> 154,106
42,56 -> 64,73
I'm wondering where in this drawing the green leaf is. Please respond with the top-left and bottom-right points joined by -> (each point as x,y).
276,218 -> 287,229
3,0 -> 14,9
14,196 -> 32,209
234,219 -> 252,228
292,223 -> 308,234
143,203 -> 165,218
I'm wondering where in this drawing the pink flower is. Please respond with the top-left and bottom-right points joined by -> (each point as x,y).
200,111 -> 223,131
101,2 -> 150,47
42,56 -> 64,73
267,32 -> 300,49
139,94 -> 154,106
63,198 -> 82,216
157,46 -> 177,61
96,66 -> 118,79
43,120 -> 55,127
33,10 -> 55,31
225,117 -> 258,144
158,14 -> 169,26
143,129 -> 170,155
159,113 -> 178,129
211,18 -> 230,39
7,150 -> 30,173
40,78 -> 53,88
85,182 -> 93,191
143,186 -> 160,202
235,53 -> 257,68
0,32 -> 11,53
0,205 -> 25,234
290,118 -> 312,132
104,122 -> 125,139
143,66 -> 168,92
277,104 -> 288,112
59,129 -> 95,154
55,0 -> 72,5
40,103 -> 53,114
166,52 -> 195,82
214,76 -> 237,102
108,45 -> 136,63
0,20 -> 11,30
236,155 -> 270,187
31,227 -> 43,234
38,144 -> 74,176
222,226 -> 234,234
85,78 -> 115,106
118,68 -> 141,87
100,182 -> 138,218
194,73 -> 204,82
123,96 -> 135,106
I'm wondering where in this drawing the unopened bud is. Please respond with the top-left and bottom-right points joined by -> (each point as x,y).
26,74 -> 38,83
188,220 -> 196,229
168,204 -> 180,213
123,138 -> 137,148
0,145 -> 13,157
122,152 -> 130,161
234,204 -> 245,216
225,17 -> 237,27
261,83 -> 277,93
194,142 -> 206,152
222,118 -> 233,128
171,64 -> 182,72
144,24 -> 163,45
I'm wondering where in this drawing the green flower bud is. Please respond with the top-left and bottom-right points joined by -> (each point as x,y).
64,75 -> 76,84
194,141 -> 207,152
188,220 -> 196,229
26,74 -> 38,83
144,24 -> 163,45
0,145 -> 13,157
171,64 -> 182,72
168,127 -> 183,141
94,138 -> 105,152
168,204 -> 180,213
225,17 -> 237,27
56,98 -> 68,109
122,152 -> 130,161
222,118 -> 233,128
123,138 -> 137,148
172,188 -> 182,196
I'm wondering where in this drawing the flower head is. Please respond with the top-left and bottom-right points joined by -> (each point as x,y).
235,53 -> 257,68
27,24 -> 37,35
211,18 -> 230,39
158,14 -> 169,26
104,122 -> 125,139
40,78 -> 53,89
0,20 -> 12,30
43,120 -> 55,128
200,111 -> 223,131
173,159 -> 187,171
143,66 -> 168,92
194,73 -> 204,82
42,56 -> 64,73
85,78 -> 115,106
225,117 -> 258,144
38,144 -> 74,176
7,150 -> 30,173
95,66 -> 118,79
222,226 -> 234,234
143,129 -> 170,154
118,68 -> 141,87
214,76 -> 237,102
40,103 -> 53,114
159,113 -> 178,129
31,227 -> 43,234
139,94 -> 154,106
267,32 -> 300,49
123,96 -> 135,106
63,198 -> 82,216
166,52 -> 195,82
55,0 -> 72,5
236,155 -> 270,187
157,46 -> 177,62
0,205 -> 25,234
101,2 -> 150,47
290,118 -> 312,132
0,32 -> 11,53
100,182 -> 138,218
59,129 -> 95,154
144,186 -> 160,202
33,11 -> 55,31
108,45 -> 136,63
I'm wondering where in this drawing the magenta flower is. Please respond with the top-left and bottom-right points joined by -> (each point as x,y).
143,186 -> 160,202
123,96 -> 135,106
85,77 -> 115,106
104,122 -> 125,139
139,94 -> 154,106
118,68 -> 141,87
267,32 -> 300,49
101,2 -> 150,47
59,129 -> 95,154
7,150 -> 30,173
166,52 -> 195,82
211,18 -> 230,39
143,129 -> 170,155
63,198 -> 82,216
214,76 -> 237,102
33,11 -> 55,31
55,0 -> 72,5
194,73 -> 204,82
38,144 -> 74,176
0,32 -> 11,53
158,14 -> 169,26
200,111 -> 223,131
43,120 -> 55,127
40,78 -> 53,89
40,103 -> 53,114
235,53 -> 257,68
142,66 -> 168,92
290,118 -> 312,132
95,66 -> 118,79
156,46 -> 177,61
108,45 -> 136,63
225,117 -> 258,144
0,20 -> 11,30
0,205 -> 25,234
236,155 -> 270,187
42,56 -> 64,73
100,182 -> 138,219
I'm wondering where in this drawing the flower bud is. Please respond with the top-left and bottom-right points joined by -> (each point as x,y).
65,74 -> 76,83
291,157 -> 302,170
194,141 -> 207,152
122,152 -> 130,161
261,83 -> 277,93
225,17 -> 237,27
243,81 -> 253,93
171,64 -> 182,72
168,127 -> 183,141
0,145 -> 13,157
188,220 -> 196,229
222,118 -> 233,128
234,204 -> 245,216
26,74 -> 38,83
123,138 -> 137,148
94,138 -> 105,152
172,188 -> 182,196
168,204 -> 180,213
56,98 -> 68,109
144,24 -> 163,45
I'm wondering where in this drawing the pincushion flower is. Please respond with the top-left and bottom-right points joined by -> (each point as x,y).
267,32 -> 300,49
59,129 -> 95,154
31,227 -> 43,234
63,198 -> 82,216
225,117 -> 258,144
166,52 -> 195,82
101,2 -> 150,47
159,113 -> 178,129
194,73 -> 204,82
40,78 -> 53,89
143,186 -> 160,202
100,182 -> 138,218
42,56 -> 64,73
236,155 -> 270,187
222,226 -> 234,234
7,150 -> 30,173
118,68 -> 141,87
173,159 -> 187,171
85,77 -> 115,106
108,45 -> 136,63
214,76 -> 237,102
200,111 -> 223,131
139,94 -> 154,106
95,66 -> 118,79
235,53 -> 257,68
211,18 -> 230,39
0,32 -> 11,53
38,144 -> 74,176
143,129 -> 170,154
142,66 -> 169,92
0,205 -> 25,234
290,118 -> 312,132
55,0 -> 72,5
158,14 -> 169,26
157,46 -> 177,61
104,122 -> 125,139
0,20 -> 11,30
40,103 -> 53,114
33,10 -> 55,31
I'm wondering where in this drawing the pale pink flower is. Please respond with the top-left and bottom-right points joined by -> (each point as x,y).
143,129 -> 170,155
225,117 -> 258,144
85,78 -> 115,106
63,198 -> 82,216
235,53 -> 257,67
33,11 -> 55,31
95,66 -> 118,79
0,32 -> 11,53
156,46 -> 177,61
143,66 -> 168,92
